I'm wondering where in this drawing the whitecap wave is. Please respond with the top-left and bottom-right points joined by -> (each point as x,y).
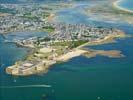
0,84 -> 51,88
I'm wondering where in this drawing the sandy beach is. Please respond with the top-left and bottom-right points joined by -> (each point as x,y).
47,13 -> 56,22
56,48 -> 125,62
57,49 -> 88,61
113,0 -> 133,13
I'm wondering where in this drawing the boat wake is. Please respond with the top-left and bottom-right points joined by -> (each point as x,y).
0,84 -> 51,88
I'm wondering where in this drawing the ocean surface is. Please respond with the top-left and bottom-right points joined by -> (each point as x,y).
0,1 -> 133,100
118,0 -> 133,11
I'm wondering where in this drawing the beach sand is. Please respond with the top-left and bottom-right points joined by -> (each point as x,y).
57,48 -> 125,62
47,13 -> 56,22
0,13 -> 9,17
57,49 -> 88,61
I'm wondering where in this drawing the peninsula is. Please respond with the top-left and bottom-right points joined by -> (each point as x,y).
6,23 -> 127,76
0,3 -> 128,76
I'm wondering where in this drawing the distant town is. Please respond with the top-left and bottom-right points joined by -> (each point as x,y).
0,3 -> 72,33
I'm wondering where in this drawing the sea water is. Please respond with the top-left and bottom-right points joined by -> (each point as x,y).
118,0 -> 133,11
0,1 -> 133,100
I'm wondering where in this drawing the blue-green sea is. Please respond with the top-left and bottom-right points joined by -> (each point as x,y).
118,0 -> 133,11
0,1 -> 133,100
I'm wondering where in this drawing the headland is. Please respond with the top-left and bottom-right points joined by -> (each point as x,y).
6,23 -> 127,76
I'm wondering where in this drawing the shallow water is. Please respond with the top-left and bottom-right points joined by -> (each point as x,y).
118,0 -> 133,11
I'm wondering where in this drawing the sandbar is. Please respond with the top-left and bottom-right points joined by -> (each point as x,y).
113,0 -> 133,13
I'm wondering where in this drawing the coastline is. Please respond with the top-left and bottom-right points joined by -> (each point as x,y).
113,0 -> 133,13
6,31 -> 127,76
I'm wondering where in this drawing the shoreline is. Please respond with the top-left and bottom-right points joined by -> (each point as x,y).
6,31 -> 127,76
113,0 -> 133,13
